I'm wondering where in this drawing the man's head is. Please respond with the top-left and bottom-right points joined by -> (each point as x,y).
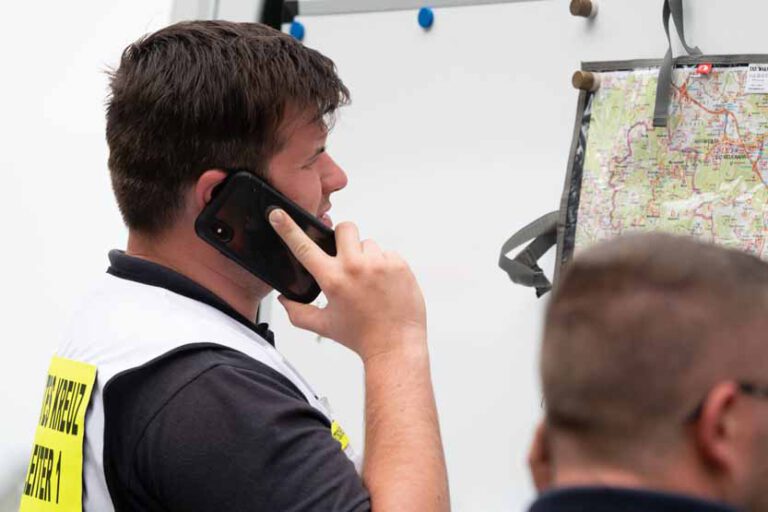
106,20 -> 349,234
538,233 -> 768,509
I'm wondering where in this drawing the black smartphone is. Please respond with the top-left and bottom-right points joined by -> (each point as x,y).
195,170 -> 336,304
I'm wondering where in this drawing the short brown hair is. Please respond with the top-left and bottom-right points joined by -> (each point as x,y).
106,20 -> 349,233
542,234 -> 768,459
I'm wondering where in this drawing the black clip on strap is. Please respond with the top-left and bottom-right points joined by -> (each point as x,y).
653,0 -> 703,127
498,211 -> 559,298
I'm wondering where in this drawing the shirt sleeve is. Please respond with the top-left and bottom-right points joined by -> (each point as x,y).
104,346 -> 370,512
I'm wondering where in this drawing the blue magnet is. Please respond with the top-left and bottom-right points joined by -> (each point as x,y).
289,21 -> 305,41
418,7 -> 434,29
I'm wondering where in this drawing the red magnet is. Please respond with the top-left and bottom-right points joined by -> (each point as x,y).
696,63 -> 713,75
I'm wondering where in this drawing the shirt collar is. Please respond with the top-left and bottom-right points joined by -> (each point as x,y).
106,249 -> 275,346
529,487 -> 739,512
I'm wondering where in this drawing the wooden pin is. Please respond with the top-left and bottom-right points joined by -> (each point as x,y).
570,0 -> 598,19
572,70 -> 601,92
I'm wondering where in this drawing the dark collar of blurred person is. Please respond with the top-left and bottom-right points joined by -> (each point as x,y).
527,233 -> 768,512
530,487 -> 736,512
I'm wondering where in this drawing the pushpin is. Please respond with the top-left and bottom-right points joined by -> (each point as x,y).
570,0 -> 598,19
418,7 -> 434,30
696,63 -> 713,75
289,20 -> 305,41
572,71 -> 601,92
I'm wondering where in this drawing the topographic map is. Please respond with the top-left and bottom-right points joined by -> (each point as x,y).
574,66 -> 768,259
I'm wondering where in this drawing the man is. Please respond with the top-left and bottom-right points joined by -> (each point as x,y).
527,233 -> 768,512
22,21 -> 449,511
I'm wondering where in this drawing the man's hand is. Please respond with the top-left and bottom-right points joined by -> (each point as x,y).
269,208 -> 426,362
269,208 -> 450,512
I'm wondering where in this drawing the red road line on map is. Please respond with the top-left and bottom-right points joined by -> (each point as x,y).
605,71 -> 767,240
672,80 -> 767,185
673,75 -> 767,250
608,122 -> 652,229
613,122 -> 650,164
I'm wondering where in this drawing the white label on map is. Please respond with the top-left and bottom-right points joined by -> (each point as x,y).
745,64 -> 768,94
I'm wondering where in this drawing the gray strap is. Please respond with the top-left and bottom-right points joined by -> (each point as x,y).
498,211 -> 559,298
653,0 -> 702,127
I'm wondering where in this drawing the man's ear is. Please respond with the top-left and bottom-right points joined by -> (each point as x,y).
194,169 -> 229,212
695,381 -> 742,475
528,418 -> 553,493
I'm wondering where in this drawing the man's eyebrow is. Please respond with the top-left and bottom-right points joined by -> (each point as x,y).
305,146 -> 326,163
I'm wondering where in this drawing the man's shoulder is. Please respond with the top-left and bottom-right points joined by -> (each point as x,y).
103,343 -> 311,434
59,273 -> 283,387
102,344 -> 369,512
101,343 -> 317,501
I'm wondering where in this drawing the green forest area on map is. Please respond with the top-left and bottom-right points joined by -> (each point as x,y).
575,66 -> 768,259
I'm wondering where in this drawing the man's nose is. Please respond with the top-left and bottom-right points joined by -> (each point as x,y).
321,154 -> 348,194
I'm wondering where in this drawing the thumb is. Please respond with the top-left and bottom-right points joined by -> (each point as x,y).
278,295 -> 328,336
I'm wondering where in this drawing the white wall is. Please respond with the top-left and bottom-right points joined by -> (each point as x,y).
0,2 -> 172,508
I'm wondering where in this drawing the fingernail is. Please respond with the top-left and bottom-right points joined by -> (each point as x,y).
269,208 -> 285,226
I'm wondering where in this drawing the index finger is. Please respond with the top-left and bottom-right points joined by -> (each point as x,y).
268,208 -> 330,276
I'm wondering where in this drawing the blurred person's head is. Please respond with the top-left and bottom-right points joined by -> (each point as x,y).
532,233 -> 768,511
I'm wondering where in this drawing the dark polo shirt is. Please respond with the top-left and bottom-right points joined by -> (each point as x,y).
529,487 -> 738,512
100,250 -> 370,511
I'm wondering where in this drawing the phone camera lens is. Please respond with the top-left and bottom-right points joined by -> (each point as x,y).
211,220 -> 233,243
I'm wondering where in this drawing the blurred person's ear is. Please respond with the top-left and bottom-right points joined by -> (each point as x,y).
528,419 -> 553,493
694,381 -> 752,484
